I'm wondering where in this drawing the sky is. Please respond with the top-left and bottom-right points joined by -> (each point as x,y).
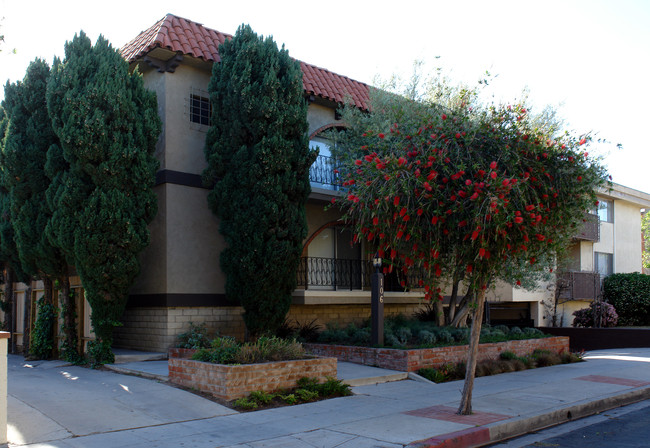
1,0 -> 648,192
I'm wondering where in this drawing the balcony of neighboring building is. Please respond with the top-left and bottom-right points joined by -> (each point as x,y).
557,270 -> 602,301
574,212 -> 600,242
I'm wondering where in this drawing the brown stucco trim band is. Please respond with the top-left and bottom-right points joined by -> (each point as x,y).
155,169 -> 207,189
127,293 -> 235,308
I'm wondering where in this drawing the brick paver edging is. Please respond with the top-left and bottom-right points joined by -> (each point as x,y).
168,349 -> 337,401
304,336 -> 569,372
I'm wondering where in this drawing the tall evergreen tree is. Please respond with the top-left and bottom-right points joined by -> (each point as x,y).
1,59 -> 80,359
0,98 -> 30,349
203,25 -> 316,338
47,32 -> 161,365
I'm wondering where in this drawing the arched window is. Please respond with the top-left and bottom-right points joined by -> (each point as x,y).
309,128 -> 344,190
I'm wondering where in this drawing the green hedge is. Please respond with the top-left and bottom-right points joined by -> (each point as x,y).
603,273 -> 650,326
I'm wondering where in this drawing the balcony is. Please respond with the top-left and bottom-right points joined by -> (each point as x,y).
557,271 -> 601,300
574,212 -> 600,242
309,155 -> 341,190
296,257 -> 423,292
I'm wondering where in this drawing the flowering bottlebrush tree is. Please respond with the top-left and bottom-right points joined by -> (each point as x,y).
331,76 -> 608,414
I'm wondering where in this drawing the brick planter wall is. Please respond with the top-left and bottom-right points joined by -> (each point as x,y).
168,350 -> 337,401
304,336 -> 569,372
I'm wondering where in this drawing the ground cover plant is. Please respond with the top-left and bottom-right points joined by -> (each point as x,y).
232,376 -> 351,411
314,315 -> 546,348
190,336 -> 307,365
417,349 -> 583,383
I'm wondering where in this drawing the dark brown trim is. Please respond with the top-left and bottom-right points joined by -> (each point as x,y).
127,293 -> 236,308
155,169 -> 207,189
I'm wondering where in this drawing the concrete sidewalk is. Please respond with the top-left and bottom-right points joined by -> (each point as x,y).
7,348 -> 650,447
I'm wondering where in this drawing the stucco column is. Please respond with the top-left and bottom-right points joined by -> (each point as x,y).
0,331 -> 8,447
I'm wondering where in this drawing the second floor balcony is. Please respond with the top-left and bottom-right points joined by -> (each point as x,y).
574,212 -> 600,242
558,271 -> 602,301
296,256 -> 424,292
309,154 -> 341,191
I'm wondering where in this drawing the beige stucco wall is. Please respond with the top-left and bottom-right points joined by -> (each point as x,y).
151,64 -> 212,175
594,221 -> 614,254
579,241 -> 595,271
131,184 -> 167,294
613,199 -> 643,273
307,103 -> 341,136
165,184 -> 224,294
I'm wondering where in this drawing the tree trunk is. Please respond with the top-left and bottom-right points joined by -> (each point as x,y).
11,287 -> 17,354
43,277 -> 54,305
42,278 -> 57,356
457,287 -> 487,415
434,299 -> 445,327
22,284 -> 32,355
60,275 -> 79,359
447,278 -> 461,325
450,287 -> 473,328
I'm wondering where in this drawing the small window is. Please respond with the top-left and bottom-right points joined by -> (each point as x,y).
597,199 -> 613,223
190,94 -> 211,126
595,252 -> 613,277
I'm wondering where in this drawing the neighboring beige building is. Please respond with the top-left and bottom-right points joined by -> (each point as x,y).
3,14 -> 649,354
486,183 -> 650,328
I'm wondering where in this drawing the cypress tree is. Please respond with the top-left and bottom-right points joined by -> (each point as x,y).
203,25 -> 316,338
0,96 -> 30,350
47,32 -> 161,365
1,59 -> 71,358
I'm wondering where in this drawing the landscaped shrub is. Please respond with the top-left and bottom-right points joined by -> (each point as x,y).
572,301 -> 618,327
314,317 -> 546,348
418,330 -> 437,345
233,377 -> 351,411
177,322 -> 212,349
276,318 -> 322,342
531,349 -> 562,367
603,273 -> 650,326
30,296 -> 57,360
191,336 -> 306,365
418,349 -> 582,383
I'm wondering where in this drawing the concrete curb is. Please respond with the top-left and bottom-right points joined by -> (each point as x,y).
104,364 -> 169,382
408,386 -> 650,448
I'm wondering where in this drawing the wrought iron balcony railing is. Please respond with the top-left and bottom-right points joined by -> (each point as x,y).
309,154 -> 341,189
296,256 -> 424,292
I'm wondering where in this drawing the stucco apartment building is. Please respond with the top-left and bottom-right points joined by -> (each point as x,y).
3,14 -> 650,353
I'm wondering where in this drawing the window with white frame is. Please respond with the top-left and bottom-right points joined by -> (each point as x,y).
597,199 -> 613,223
595,252 -> 613,277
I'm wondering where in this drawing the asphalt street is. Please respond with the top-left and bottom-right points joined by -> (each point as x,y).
490,399 -> 650,447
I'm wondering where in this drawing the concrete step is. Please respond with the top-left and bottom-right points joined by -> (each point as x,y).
112,348 -> 167,364
337,361 -> 408,386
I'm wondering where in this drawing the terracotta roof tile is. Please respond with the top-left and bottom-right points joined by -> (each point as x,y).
120,14 -> 370,110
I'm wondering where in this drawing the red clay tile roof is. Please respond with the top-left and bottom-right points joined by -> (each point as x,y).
120,14 -> 370,110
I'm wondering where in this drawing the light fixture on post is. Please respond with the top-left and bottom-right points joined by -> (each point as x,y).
371,252 -> 384,346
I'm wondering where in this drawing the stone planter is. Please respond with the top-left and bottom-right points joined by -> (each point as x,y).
304,336 -> 569,372
168,348 -> 337,401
